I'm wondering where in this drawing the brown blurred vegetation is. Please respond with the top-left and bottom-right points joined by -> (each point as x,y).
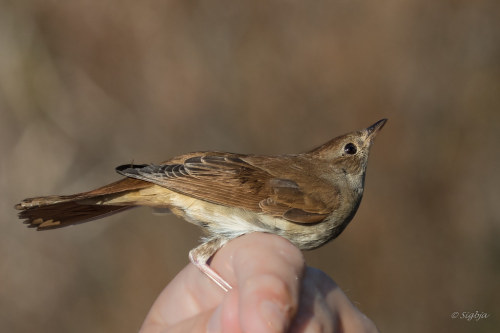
1,0 -> 499,332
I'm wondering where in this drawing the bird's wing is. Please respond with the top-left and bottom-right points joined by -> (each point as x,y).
116,152 -> 334,223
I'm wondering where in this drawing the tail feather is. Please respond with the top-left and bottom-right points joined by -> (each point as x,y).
19,201 -> 132,230
16,177 -> 151,230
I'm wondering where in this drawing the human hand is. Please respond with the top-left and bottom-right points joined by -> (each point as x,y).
140,232 -> 378,333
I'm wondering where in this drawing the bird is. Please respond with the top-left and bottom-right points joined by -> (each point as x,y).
15,119 -> 387,291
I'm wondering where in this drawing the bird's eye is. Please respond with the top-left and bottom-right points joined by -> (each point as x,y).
344,143 -> 357,155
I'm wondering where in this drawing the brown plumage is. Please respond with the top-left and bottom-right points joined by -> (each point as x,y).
15,119 -> 387,291
16,178 -> 150,229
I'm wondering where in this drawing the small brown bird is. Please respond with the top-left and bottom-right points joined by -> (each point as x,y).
16,119 -> 386,291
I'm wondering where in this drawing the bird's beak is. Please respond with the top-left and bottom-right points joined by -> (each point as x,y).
366,119 -> 387,139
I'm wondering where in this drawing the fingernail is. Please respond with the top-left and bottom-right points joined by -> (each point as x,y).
207,305 -> 222,333
259,300 -> 287,332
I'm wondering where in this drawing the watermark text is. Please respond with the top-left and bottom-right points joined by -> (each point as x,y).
450,311 -> 490,322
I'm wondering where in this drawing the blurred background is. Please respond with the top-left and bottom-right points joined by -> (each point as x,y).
1,0 -> 499,332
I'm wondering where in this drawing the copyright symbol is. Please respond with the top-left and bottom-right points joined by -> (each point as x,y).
451,312 -> 459,319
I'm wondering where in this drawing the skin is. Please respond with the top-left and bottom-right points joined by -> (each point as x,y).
140,232 -> 378,333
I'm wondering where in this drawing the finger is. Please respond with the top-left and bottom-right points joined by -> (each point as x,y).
143,307 -> 214,333
318,271 -> 378,333
290,267 -> 378,333
214,232 -> 305,333
141,289 -> 241,333
289,267 -> 335,333
140,264 -> 224,330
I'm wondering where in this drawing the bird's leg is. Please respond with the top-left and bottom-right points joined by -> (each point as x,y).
189,237 -> 232,292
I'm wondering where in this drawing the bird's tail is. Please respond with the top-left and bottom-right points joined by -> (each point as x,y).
15,178 -> 151,230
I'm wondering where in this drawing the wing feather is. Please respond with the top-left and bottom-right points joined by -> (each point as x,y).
116,152 -> 337,224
